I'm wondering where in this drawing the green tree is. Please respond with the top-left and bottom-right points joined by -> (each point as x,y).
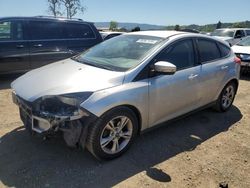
216,21 -> 222,29
118,27 -> 128,32
174,24 -> 180,31
109,21 -> 118,31
131,26 -> 140,32
231,22 -> 244,28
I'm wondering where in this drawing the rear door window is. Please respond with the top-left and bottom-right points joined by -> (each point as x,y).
156,39 -> 195,70
197,39 -> 221,63
0,21 -> 23,40
30,21 -> 64,40
65,23 -> 95,39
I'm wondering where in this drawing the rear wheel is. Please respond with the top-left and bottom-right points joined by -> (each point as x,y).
86,107 -> 138,160
214,82 -> 236,112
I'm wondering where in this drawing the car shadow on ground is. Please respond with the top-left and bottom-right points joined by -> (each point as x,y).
0,74 -> 23,90
0,106 -> 242,188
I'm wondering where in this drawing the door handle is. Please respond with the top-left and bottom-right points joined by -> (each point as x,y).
188,74 -> 198,80
16,45 -> 24,48
33,44 -> 43,47
221,65 -> 228,70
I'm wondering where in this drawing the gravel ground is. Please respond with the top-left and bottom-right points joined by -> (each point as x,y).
0,74 -> 249,188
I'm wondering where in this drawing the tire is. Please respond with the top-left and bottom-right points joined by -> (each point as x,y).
86,106 -> 139,160
214,82 -> 237,112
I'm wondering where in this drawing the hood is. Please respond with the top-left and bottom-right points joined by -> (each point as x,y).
213,36 -> 233,41
232,45 -> 250,54
11,59 -> 125,102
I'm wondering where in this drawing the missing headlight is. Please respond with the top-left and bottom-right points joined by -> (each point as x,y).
39,97 -> 78,116
36,92 -> 93,117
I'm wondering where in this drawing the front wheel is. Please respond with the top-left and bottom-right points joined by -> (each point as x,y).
86,107 -> 138,160
214,82 -> 237,112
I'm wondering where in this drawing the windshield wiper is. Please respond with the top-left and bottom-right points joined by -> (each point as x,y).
91,63 -> 114,71
83,60 -> 114,71
72,57 -> 114,71
71,56 -> 81,62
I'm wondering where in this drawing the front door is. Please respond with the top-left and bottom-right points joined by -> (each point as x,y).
148,39 -> 201,127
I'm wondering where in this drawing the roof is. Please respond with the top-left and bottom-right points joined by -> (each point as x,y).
125,30 -> 186,38
216,28 -> 250,30
0,16 -> 90,24
100,31 -> 125,35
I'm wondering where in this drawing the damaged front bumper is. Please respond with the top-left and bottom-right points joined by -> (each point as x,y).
12,91 -> 97,148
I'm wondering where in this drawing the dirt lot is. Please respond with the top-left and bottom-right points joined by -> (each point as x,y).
0,74 -> 249,188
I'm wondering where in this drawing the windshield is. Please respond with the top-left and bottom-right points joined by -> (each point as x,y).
236,36 -> 250,46
211,30 -> 235,37
73,35 -> 164,71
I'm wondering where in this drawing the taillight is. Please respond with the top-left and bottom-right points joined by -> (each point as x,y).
234,57 -> 241,65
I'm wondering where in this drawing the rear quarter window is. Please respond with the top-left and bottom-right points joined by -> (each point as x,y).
65,23 -> 95,39
218,42 -> 231,58
197,39 -> 221,63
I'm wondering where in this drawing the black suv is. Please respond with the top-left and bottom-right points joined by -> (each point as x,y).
0,16 -> 103,74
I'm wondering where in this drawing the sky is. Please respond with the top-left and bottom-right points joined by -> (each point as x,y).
0,0 -> 249,26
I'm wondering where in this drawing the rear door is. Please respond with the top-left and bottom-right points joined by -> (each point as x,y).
0,19 -> 30,74
64,23 -> 101,54
196,38 -> 231,105
28,20 -> 70,69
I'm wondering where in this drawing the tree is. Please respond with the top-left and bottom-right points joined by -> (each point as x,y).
60,0 -> 86,19
118,27 -> 128,32
109,21 -> 118,31
231,22 -> 244,28
174,24 -> 180,31
48,0 -> 62,17
131,26 -> 140,32
216,21 -> 222,29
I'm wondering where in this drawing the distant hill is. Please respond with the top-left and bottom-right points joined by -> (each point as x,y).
166,21 -> 250,32
94,22 -> 165,30
94,21 -> 250,32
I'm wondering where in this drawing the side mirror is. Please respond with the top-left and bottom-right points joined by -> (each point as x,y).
154,61 -> 176,75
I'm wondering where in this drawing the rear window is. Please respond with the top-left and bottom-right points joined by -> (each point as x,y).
30,21 -> 64,40
218,43 -> 231,57
65,23 -> 95,39
197,39 -> 221,63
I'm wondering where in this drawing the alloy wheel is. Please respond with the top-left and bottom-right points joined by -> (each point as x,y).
100,116 -> 133,154
221,85 -> 235,109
